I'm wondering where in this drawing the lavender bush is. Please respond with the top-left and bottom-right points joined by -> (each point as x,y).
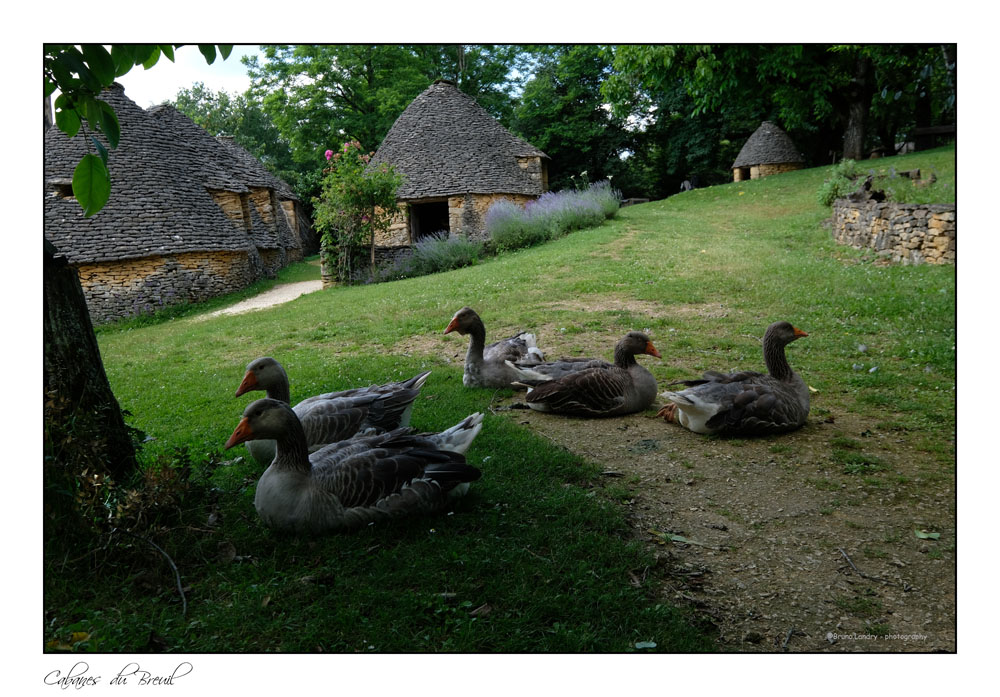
409,231 -> 483,275
486,181 -> 621,253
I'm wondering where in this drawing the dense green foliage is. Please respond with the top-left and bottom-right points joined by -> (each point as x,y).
512,46 -> 633,192
162,44 -> 955,204
604,44 -> 955,168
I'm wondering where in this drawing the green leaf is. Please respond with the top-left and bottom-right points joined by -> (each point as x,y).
80,44 -> 115,86
129,44 -> 157,66
95,99 -> 120,148
111,45 -> 135,76
55,107 -> 81,138
218,45 -> 233,60
90,136 -> 109,166
159,45 -> 175,62
914,529 -> 940,540
56,48 -> 102,93
72,153 -> 111,217
198,45 -> 217,64
142,46 -> 162,70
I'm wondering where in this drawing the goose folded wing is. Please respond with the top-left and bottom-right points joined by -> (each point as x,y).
485,333 -> 534,363
527,367 -> 629,415
704,381 -> 803,433
357,386 -> 422,432
312,432 -> 478,508
294,393 -> 379,444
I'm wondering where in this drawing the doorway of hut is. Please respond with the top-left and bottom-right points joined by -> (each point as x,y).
410,200 -> 450,241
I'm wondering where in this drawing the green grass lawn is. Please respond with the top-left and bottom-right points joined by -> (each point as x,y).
45,146 -> 955,653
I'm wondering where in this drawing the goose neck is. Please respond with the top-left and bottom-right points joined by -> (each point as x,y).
614,344 -> 638,369
763,335 -> 793,380
272,415 -> 311,473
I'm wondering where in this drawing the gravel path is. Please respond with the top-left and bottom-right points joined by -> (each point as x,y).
207,280 -> 324,317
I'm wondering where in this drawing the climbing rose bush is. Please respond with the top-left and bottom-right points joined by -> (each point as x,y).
313,141 -> 403,283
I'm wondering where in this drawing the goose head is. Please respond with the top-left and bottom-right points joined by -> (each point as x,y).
620,331 -> 662,359
235,357 -> 288,397
224,398 -> 297,449
443,307 -> 480,336
764,321 -> 808,347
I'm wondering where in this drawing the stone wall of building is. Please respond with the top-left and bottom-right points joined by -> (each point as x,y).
516,155 -> 548,192
830,200 -> 956,265
734,162 -> 804,182
374,194 -> 539,246
375,203 -> 412,246
75,250 -> 255,324
754,162 -> 803,178
449,193 -> 537,242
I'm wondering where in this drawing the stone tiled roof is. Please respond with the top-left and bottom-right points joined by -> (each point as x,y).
369,80 -> 548,200
44,84 -> 298,264
215,135 -> 297,201
732,121 -> 805,168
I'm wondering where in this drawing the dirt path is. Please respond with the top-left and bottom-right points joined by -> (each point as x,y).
206,280 -> 324,317
492,396 -> 955,653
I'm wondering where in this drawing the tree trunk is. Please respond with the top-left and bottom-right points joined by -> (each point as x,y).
44,239 -> 136,481
842,54 -> 873,161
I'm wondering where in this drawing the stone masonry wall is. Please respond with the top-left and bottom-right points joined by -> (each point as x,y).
831,200 -> 956,265
450,193 -> 536,242
76,250 -> 255,324
754,162 -> 803,178
374,195 -> 538,246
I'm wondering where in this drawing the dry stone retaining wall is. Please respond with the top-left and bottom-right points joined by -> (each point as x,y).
76,250 -> 256,323
831,199 -> 955,265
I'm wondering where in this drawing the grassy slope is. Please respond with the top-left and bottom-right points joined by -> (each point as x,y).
49,146 -> 954,653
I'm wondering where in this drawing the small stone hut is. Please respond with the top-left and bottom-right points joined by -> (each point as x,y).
732,121 -> 805,182
369,79 -> 549,246
44,84 -> 314,324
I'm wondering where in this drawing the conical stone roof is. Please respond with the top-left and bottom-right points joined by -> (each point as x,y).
732,120 -> 804,168
44,84 -> 299,264
369,80 -> 548,200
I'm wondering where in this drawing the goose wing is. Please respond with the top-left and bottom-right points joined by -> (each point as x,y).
484,332 -> 543,365
668,373 -> 808,434
310,430 -> 481,509
525,365 -> 630,416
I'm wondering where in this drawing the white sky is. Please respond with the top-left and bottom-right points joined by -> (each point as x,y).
115,44 -> 264,107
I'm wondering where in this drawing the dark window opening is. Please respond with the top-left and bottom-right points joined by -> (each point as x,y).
410,201 -> 450,242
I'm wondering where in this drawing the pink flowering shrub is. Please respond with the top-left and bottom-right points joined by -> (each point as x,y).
313,141 -> 403,283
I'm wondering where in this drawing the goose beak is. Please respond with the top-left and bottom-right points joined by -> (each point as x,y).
645,341 -> 662,358
234,370 -> 258,397
224,417 -> 254,449
793,327 -> 809,339
444,317 -> 460,334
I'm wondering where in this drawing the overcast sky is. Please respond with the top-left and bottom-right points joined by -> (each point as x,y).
116,44 -> 264,107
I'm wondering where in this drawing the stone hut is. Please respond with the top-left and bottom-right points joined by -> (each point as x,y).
44,84 -> 314,324
731,121 -> 805,182
369,79 -> 549,246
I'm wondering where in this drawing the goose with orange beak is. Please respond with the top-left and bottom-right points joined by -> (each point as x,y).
657,321 -> 810,435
